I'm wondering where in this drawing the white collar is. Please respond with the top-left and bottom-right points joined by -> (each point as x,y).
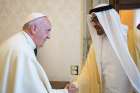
22,31 -> 36,50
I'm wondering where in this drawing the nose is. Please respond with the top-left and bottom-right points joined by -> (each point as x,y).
46,33 -> 50,39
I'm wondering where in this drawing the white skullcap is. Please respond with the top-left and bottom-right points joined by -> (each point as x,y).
24,12 -> 47,25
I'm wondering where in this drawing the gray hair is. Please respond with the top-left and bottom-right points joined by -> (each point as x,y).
23,22 -> 30,30
22,20 -> 36,31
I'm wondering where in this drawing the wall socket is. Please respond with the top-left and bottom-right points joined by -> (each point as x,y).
70,65 -> 79,75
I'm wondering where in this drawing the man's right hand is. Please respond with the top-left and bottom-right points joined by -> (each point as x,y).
65,83 -> 78,93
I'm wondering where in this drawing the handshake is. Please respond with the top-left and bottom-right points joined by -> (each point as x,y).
65,82 -> 78,93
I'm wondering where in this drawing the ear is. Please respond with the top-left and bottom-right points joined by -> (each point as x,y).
30,24 -> 37,35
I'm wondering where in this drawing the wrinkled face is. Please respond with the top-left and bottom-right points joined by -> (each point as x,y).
33,17 -> 52,48
91,14 -> 104,35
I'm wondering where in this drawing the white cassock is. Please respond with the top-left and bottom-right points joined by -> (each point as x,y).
0,31 -> 68,93
87,4 -> 140,93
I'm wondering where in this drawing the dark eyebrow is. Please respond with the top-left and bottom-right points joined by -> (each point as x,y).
47,28 -> 51,31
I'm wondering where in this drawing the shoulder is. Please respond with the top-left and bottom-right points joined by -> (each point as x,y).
0,32 -> 30,53
0,32 -> 36,57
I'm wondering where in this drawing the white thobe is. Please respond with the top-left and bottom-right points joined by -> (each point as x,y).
97,34 -> 132,93
0,31 -> 68,93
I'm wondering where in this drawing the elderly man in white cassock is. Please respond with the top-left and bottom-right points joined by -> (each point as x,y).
86,4 -> 140,93
0,13 -> 77,93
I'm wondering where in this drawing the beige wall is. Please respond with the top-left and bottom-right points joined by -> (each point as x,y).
38,0 -> 82,81
0,0 -> 82,81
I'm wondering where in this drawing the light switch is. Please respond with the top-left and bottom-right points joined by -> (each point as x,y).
71,65 -> 79,75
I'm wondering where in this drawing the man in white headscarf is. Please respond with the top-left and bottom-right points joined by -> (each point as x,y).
0,13 -> 77,93
87,4 -> 140,93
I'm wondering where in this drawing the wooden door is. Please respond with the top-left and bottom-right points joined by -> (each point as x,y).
110,0 -> 140,11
